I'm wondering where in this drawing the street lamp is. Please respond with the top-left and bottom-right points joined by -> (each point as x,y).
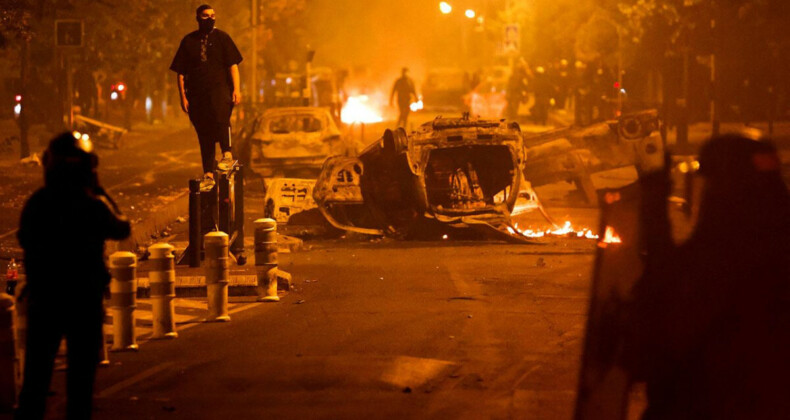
465,9 -> 476,19
439,2 -> 452,14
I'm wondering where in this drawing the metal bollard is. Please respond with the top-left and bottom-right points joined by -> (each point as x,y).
109,252 -> 138,351
99,324 -> 109,366
254,219 -> 279,302
0,294 -> 17,411
204,232 -> 230,322
148,243 -> 178,339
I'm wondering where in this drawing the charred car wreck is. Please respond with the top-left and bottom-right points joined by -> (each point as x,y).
238,106 -> 355,178
312,115 -> 537,242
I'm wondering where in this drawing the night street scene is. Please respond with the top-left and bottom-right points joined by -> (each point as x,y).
0,0 -> 788,419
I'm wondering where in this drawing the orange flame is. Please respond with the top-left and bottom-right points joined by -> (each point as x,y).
601,226 -> 622,244
508,221 -> 599,240
341,95 -> 383,124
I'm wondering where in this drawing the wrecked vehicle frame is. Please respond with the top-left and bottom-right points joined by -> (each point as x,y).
312,115 -> 532,240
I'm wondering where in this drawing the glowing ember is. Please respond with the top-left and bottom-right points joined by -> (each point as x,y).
601,226 -> 622,244
509,221 -> 599,240
341,95 -> 383,124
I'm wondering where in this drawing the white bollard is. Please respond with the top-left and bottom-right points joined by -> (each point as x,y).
148,243 -> 178,339
254,219 -> 279,302
204,232 -> 230,322
109,252 -> 138,351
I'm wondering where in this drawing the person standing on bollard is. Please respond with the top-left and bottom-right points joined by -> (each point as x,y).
15,132 -> 131,420
170,4 -> 243,192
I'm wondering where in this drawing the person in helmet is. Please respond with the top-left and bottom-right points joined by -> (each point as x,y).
15,132 -> 131,420
630,134 -> 790,419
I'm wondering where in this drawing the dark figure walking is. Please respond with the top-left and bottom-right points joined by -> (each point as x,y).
631,134 -> 790,419
15,132 -> 131,420
170,4 -> 243,191
390,68 -> 417,129
505,64 -> 528,121
530,66 -> 553,126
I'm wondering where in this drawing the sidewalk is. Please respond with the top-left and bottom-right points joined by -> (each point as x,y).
0,118 -> 196,264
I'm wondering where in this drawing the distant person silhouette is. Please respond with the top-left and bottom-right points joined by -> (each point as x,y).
15,132 -> 131,420
632,134 -> 790,419
390,67 -> 418,129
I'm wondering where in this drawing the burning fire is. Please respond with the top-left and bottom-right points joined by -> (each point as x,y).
341,95 -> 383,124
506,221 -> 599,240
410,96 -> 424,112
601,226 -> 622,244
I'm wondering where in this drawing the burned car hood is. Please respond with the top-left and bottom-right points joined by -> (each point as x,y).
254,132 -> 328,159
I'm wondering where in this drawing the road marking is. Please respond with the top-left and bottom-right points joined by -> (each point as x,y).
97,362 -> 173,398
0,229 -> 17,241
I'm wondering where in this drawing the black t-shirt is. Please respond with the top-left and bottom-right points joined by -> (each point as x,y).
170,29 -> 243,105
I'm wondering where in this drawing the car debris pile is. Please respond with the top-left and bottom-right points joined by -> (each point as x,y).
257,111 -> 665,244
312,114 -> 535,242
521,110 -> 664,204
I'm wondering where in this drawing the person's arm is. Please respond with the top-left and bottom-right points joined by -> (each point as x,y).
94,189 -> 131,241
177,74 -> 188,113
230,64 -> 241,105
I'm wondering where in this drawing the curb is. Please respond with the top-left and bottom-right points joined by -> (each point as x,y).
135,275 -> 258,298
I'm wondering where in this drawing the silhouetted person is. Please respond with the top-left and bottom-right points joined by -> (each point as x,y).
390,67 -> 417,129
74,64 -> 98,118
530,66 -> 552,126
15,132 -> 131,420
170,4 -> 243,191
631,134 -> 790,419
505,64 -> 528,121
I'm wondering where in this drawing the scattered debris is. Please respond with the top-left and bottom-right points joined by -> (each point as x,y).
402,387 -> 412,394
537,257 -> 546,268
19,153 -> 41,166
176,216 -> 186,223
295,299 -> 305,304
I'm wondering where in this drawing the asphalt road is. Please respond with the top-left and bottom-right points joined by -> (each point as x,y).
4,115 -> 788,419
83,237 -> 596,420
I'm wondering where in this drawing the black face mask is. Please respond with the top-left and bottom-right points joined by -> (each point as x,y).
198,17 -> 215,33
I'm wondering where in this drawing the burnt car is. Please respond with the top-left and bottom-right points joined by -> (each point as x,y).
312,115 -> 530,240
239,107 -> 356,178
521,110 -> 665,204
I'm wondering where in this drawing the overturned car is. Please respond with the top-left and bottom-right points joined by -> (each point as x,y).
312,115 -> 530,240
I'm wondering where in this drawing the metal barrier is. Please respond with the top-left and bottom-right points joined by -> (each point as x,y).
178,163 -> 246,267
